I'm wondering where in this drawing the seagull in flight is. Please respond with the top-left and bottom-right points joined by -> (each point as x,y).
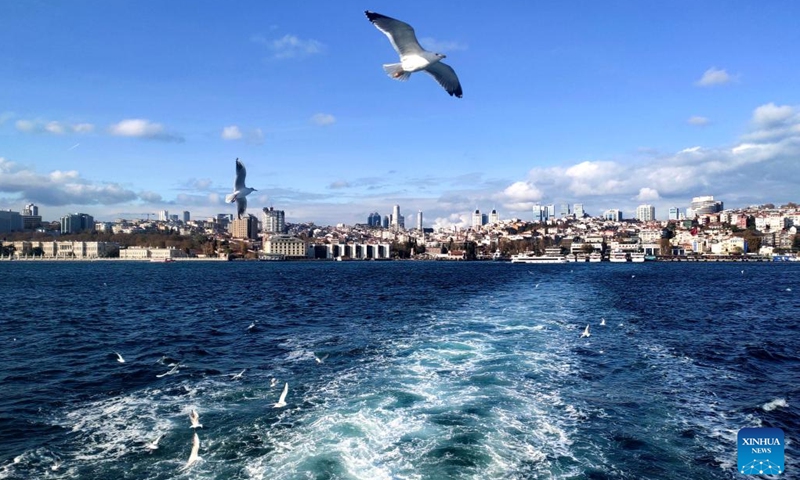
113,352 -> 125,363
180,432 -> 201,471
189,409 -> 203,429
224,158 -> 257,219
580,325 -> 591,338
314,353 -> 329,364
600,318 -> 606,326
231,369 -> 246,380
273,382 -> 289,408
270,377 -> 278,388
144,434 -> 163,451
365,11 -> 463,98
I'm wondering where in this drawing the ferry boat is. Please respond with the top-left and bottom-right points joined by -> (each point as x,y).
510,252 -> 568,264
630,252 -> 646,263
609,251 -> 628,263
589,252 -> 603,262
150,257 -> 175,263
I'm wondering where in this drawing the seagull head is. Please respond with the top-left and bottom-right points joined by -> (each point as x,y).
436,53 -> 447,59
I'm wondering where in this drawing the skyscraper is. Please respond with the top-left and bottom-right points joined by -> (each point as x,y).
574,203 -> 585,218
560,203 -> 571,217
603,209 -> 623,221
533,204 -> 548,223
23,203 -> 38,216
472,209 -> 483,229
60,213 -> 94,234
382,215 -> 390,228
158,210 -> 168,222
636,204 -> 656,222
668,207 -> 682,221
391,205 -> 402,230
367,212 -> 382,227
416,210 -> 423,230
183,211 -> 191,223
690,196 -> 724,216
489,209 -> 499,224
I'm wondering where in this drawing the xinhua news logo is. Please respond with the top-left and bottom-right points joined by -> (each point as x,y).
738,427 -> 784,475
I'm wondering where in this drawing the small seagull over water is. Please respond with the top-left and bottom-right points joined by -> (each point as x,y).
180,432 -> 201,471
144,434 -> 163,451
231,369 -> 246,380
189,409 -> 203,429
580,325 -> 591,338
600,318 -> 606,326
270,377 -> 278,388
225,158 -> 256,219
114,352 -> 125,363
273,382 -> 289,408
314,353 -> 329,364
365,11 -> 463,98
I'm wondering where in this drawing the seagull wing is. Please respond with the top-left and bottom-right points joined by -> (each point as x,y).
182,432 -> 200,470
424,62 -> 463,98
365,11 -> 423,57
236,196 -> 247,219
234,158 -> 247,190
279,382 -> 288,403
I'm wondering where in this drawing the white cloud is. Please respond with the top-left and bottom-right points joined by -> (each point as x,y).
328,180 -> 351,189
752,103 -> 794,126
687,116 -> 710,126
310,113 -> 336,126
108,118 -> 183,142
636,187 -> 660,201
433,213 -> 471,231
0,157 -> 138,206
221,125 -> 243,140
253,33 -> 325,59
14,119 -> 94,135
696,67 -> 733,86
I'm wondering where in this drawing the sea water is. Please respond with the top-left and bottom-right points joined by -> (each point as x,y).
0,261 -> 797,479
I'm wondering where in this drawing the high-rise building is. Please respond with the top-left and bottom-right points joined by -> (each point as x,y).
230,214 -> 259,239
668,207 -> 682,221
367,212 -> 382,227
560,203 -> 571,217
603,209 -> 623,221
382,215 -> 390,228
0,210 -> 23,233
158,210 -> 169,222
417,210 -> 423,230
183,211 -> 191,223
690,196 -> 724,217
489,209 -> 499,224
533,204 -> 549,223
472,209 -> 483,229
391,205 -> 401,230
547,204 -> 556,218
61,213 -> 94,234
262,207 -> 286,234
23,203 -> 38,216
636,204 -> 656,222
574,203 -> 585,218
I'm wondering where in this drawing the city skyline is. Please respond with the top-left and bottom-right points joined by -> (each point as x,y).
2,2 -> 800,229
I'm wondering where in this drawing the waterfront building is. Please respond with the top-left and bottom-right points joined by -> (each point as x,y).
320,242 -> 392,260
262,207 -> 286,234
60,213 -> 94,234
230,214 -> 259,239
0,210 -> 23,233
118,246 -> 186,260
264,235 -> 307,258
636,204 -> 656,222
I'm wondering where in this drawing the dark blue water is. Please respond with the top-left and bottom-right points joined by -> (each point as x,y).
0,261 -> 797,479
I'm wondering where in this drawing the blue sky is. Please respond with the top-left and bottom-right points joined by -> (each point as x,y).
2,1 -> 800,228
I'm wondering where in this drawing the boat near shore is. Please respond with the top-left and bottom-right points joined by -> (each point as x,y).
510,252 -> 568,264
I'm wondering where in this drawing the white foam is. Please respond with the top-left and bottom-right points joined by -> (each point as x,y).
762,398 -> 788,411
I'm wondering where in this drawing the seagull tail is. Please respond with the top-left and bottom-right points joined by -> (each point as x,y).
383,63 -> 410,81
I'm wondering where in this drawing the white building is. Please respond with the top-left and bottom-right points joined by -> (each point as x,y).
264,235 -> 307,258
489,209 -> 499,224
636,204 -> 655,222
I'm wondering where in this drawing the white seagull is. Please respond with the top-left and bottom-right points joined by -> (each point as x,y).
365,11 -> 463,98
144,434 -> 163,451
231,369 -> 246,380
189,409 -> 203,429
224,158 -> 257,219
600,318 -> 606,326
180,432 -> 201,471
580,325 -> 591,338
113,352 -> 125,363
270,377 -> 278,388
314,353 -> 329,364
273,382 -> 289,408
